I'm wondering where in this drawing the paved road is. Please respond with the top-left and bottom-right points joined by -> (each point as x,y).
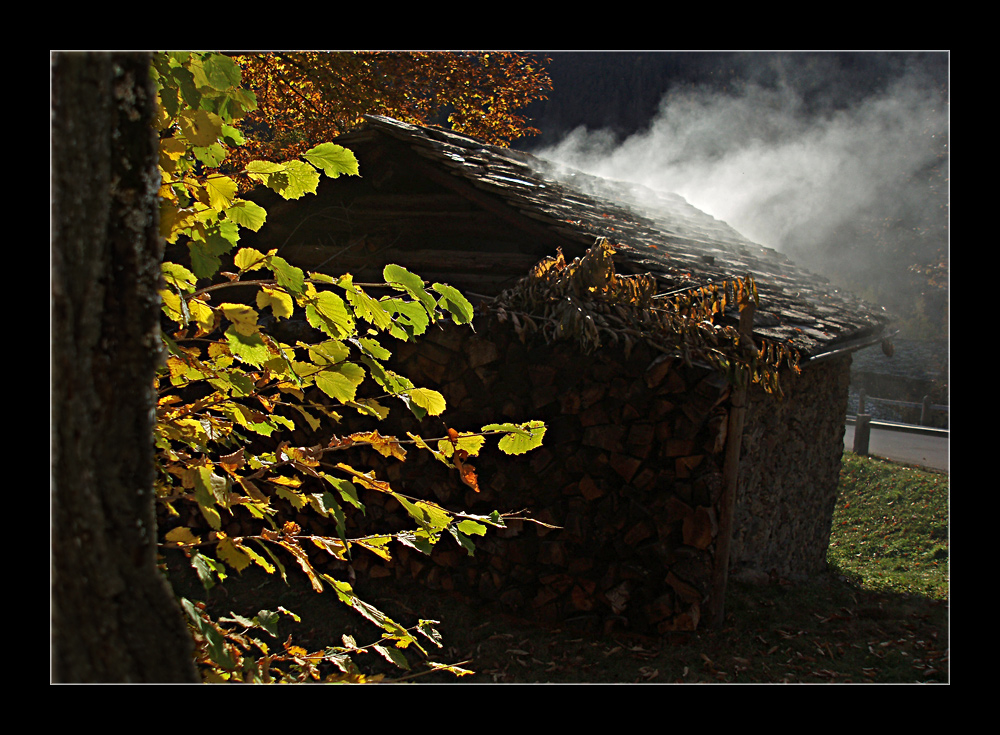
843,423 -> 949,472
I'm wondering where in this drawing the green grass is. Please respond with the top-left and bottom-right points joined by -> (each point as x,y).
828,453 -> 949,600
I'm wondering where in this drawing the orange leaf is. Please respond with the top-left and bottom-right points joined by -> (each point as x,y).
454,449 -> 479,492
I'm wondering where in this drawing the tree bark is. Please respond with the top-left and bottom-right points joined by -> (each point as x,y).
51,52 -> 198,682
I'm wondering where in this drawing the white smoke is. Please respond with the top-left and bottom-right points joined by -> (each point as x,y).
534,61 -> 949,284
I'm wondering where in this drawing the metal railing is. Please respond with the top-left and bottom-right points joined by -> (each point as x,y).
848,389 -> 948,426
849,389 -> 949,455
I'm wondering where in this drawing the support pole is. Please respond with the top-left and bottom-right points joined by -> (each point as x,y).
853,414 -> 871,455
709,299 -> 755,628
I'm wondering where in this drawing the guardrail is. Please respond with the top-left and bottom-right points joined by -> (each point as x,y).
852,389 -> 948,428
846,414 -> 948,456
847,389 -> 948,456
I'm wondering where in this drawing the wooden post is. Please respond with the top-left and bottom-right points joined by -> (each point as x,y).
921,395 -> 931,426
853,414 -> 871,455
709,299 -> 755,628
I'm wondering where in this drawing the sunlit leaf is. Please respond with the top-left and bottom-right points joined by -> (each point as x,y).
354,535 -> 393,561
405,387 -> 446,416
302,142 -> 360,178
235,247 -> 268,272
225,200 -> 267,232
438,432 -> 486,457
257,286 -> 294,319
305,291 -> 353,338
314,362 -> 366,403
347,430 -> 407,461
165,526 -> 200,547
225,326 -> 271,366
218,536 -> 253,572
220,303 -> 259,336
483,421 -> 547,455
178,109 -> 223,146
268,254 -> 305,295
384,264 -> 437,317
162,261 -> 198,292
432,283 -> 474,325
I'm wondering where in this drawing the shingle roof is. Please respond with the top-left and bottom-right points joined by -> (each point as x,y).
328,115 -> 894,360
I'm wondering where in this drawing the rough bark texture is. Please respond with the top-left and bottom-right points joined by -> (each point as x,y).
51,52 -> 198,682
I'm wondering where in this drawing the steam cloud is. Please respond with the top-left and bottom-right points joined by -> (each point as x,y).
534,59 -> 949,293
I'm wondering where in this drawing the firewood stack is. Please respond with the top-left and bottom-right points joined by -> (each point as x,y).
344,312 -> 737,635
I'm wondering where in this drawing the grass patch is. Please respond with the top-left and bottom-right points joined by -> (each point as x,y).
828,453 -> 949,600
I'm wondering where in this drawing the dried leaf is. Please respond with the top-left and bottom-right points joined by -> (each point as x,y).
454,450 -> 480,492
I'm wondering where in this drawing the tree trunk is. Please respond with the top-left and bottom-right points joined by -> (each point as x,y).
51,52 -> 198,682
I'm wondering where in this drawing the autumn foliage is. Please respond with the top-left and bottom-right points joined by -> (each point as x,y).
150,51 -> 547,682
228,51 -> 552,180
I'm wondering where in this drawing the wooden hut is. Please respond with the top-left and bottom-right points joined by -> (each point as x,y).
246,115 -> 893,633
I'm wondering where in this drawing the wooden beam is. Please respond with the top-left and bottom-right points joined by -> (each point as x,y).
708,298 -> 755,628
281,245 -> 543,276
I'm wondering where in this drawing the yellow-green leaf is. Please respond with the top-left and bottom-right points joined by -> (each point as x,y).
457,519 -> 488,536
432,283 -> 474,325
235,247 -> 268,272
384,264 -> 436,317
220,303 -> 259,336
165,527 -> 200,546
438,432 -> 486,458
406,388 -> 446,416
200,504 -> 222,530
345,284 -> 393,331
310,536 -> 349,560
162,262 -> 198,292
240,544 -> 275,574
268,255 -> 305,295
308,339 -> 349,366
353,535 -> 393,561
160,290 -> 185,323
179,109 -> 223,146
483,421 -> 547,455
305,290 -> 353,339
188,299 -> 217,336
257,287 -> 294,319
225,326 -> 271,366
276,485 -> 310,510
314,362 -> 366,403
225,200 -> 267,231
272,159 -> 321,200
218,536 -> 253,572
302,142 -> 360,179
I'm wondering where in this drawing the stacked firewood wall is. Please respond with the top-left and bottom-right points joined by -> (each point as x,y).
343,313 -> 742,634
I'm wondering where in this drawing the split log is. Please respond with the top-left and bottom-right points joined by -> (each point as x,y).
682,506 -> 718,550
